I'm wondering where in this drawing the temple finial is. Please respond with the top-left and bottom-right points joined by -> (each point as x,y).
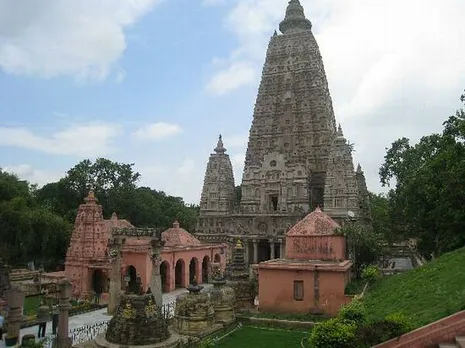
273,29 -> 277,36
214,134 -> 226,154
337,124 -> 344,137
84,190 -> 97,204
279,0 -> 312,34
356,163 -> 363,173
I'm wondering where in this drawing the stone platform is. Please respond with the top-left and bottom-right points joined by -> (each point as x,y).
95,329 -> 194,348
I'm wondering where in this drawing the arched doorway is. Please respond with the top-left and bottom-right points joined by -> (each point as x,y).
175,259 -> 185,288
214,254 -> 221,263
160,261 -> 170,293
92,269 -> 104,294
189,258 -> 199,284
202,256 -> 210,283
126,265 -> 138,293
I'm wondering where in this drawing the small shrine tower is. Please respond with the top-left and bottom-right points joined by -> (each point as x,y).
258,207 -> 353,316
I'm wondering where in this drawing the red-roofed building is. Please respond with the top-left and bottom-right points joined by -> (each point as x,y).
257,207 -> 353,316
63,192 -> 227,300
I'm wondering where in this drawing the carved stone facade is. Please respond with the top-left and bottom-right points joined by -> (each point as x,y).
196,0 -> 370,263
323,125 -> 359,224
199,135 -> 236,216
355,163 -> 372,224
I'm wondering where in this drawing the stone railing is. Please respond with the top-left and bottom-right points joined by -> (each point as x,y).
43,300 -> 178,347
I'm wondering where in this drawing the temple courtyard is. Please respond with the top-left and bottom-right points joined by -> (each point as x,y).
0,286 -> 212,348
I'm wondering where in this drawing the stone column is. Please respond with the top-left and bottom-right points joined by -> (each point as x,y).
107,237 -> 124,315
54,279 -> 72,348
269,239 -> 275,260
279,238 -> 285,258
252,239 -> 258,264
149,238 -> 165,308
5,286 -> 24,344
244,240 -> 250,265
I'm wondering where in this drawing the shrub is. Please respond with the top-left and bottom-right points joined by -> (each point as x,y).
384,312 -> 413,335
308,318 -> 357,348
338,299 -> 366,324
355,312 -> 413,347
361,265 -> 380,283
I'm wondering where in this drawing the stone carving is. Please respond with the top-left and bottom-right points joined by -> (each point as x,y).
105,293 -> 169,346
195,0 -> 370,256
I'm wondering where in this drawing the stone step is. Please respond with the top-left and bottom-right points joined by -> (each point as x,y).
438,344 -> 458,348
456,337 -> 465,348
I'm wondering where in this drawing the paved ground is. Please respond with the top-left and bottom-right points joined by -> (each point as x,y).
0,284 -> 212,348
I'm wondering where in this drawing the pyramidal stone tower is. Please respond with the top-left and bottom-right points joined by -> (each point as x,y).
199,135 -> 236,216
196,0 -> 369,264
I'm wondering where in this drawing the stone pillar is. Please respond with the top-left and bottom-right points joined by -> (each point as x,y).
269,239 -> 275,260
107,237 -> 124,315
54,279 -> 72,348
279,238 -> 285,258
252,239 -> 258,264
244,240 -> 250,265
149,238 -> 165,308
5,286 -> 24,344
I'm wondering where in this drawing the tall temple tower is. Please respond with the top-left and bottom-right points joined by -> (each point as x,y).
196,0 -> 368,264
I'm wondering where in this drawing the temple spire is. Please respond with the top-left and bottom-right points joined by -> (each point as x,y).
279,0 -> 312,34
214,134 -> 226,154
337,124 -> 344,137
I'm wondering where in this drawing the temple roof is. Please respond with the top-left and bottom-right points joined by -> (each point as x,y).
104,212 -> 134,230
279,0 -> 312,34
162,221 -> 201,248
286,207 -> 340,236
214,134 -> 227,154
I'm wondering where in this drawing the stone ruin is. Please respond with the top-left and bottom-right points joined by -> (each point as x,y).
224,239 -> 256,309
104,293 -> 169,346
206,263 -> 236,325
174,281 -> 216,337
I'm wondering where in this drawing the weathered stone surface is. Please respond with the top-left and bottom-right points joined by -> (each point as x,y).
355,164 -> 372,224
105,293 -> 170,346
174,284 -> 215,336
207,279 -> 236,324
196,0 -> 371,253
323,125 -> 360,223
199,135 -> 236,215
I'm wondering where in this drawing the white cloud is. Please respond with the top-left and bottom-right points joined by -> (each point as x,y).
0,0 -> 160,80
206,61 -> 257,95
0,122 -> 121,157
207,0 -> 465,192
231,153 -> 245,184
138,158 -> 200,204
3,164 -> 63,187
133,122 -> 182,141
202,0 -> 227,6
224,134 -> 248,148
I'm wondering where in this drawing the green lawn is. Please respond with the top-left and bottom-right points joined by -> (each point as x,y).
213,326 -> 307,348
23,295 -> 43,316
363,246 -> 465,328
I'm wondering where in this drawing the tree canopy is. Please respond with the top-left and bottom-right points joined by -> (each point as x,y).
1,158 -> 199,270
379,90 -> 465,258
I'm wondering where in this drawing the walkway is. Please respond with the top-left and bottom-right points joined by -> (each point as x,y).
0,285 -> 212,348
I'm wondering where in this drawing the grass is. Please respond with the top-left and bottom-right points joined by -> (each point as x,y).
345,278 -> 366,295
23,295 -> 43,316
212,326 -> 307,348
362,246 -> 465,328
240,310 -> 327,322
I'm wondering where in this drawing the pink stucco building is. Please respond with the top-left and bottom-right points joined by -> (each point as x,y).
257,207 -> 353,316
65,191 -> 227,299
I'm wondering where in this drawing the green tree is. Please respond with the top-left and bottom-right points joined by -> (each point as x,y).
379,91 -> 465,258
339,223 -> 382,279
0,170 -> 72,269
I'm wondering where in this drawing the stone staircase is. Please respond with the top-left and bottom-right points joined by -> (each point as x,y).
439,336 -> 465,348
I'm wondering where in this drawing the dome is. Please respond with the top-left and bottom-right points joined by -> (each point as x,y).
162,221 -> 201,248
286,207 -> 340,236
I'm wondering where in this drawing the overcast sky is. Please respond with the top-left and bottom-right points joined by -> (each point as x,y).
0,0 -> 464,204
